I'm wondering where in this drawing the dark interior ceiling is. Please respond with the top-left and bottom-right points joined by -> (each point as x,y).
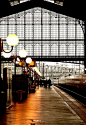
0,0 -> 85,21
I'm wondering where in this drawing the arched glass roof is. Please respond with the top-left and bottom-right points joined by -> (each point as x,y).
0,7 -> 84,58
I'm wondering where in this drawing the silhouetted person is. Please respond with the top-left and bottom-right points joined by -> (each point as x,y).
48,79 -> 51,88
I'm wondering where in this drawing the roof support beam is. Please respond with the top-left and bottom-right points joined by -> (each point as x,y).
0,1 -> 85,21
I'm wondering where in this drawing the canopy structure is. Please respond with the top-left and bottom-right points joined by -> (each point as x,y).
0,0 -> 86,79
0,7 -> 85,61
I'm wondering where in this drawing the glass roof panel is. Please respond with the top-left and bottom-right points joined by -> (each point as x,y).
44,0 -> 64,6
0,7 -> 84,58
8,0 -> 64,6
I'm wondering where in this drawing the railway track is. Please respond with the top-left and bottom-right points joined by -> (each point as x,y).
55,85 -> 86,106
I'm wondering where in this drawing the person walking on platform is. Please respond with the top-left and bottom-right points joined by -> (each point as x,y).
44,80 -> 47,88
48,79 -> 51,88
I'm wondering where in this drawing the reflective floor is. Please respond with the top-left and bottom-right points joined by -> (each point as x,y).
0,86 -> 86,125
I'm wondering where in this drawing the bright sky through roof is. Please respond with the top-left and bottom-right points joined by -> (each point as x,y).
20,0 -> 29,3
36,61 -> 84,69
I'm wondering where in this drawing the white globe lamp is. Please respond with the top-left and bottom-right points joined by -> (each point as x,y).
3,50 -> 11,58
16,61 -> 19,64
6,34 -> 19,46
26,57 -> 32,64
17,57 -> 20,62
16,58 -> 20,64
19,49 -> 27,58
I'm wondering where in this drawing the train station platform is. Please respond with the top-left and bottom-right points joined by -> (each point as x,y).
0,85 -> 86,125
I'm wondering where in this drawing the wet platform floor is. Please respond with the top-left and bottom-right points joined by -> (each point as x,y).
0,85 -> 86,125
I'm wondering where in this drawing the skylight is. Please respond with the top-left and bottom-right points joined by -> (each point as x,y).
8,0 -> 64,6
8,0 -> 29,6
44,0 -> 64,6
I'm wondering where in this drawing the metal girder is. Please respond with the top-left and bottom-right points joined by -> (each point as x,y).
1,57 -> 85,62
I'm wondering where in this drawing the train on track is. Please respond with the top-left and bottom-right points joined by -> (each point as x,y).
56,74 -> 86,97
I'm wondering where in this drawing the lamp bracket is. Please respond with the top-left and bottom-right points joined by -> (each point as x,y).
3,46 -> 13,53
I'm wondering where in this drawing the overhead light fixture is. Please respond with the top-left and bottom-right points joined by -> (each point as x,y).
15,57 -> 20,64
17,57 -> 20,62
19,49 -> 27,58
1,34 -> 19,54
26,57 -> 32,64
3,50 -> 11,58
6,34 -> 19,46
16,61 -> 19,64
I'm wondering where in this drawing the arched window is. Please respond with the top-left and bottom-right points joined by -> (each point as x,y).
0,21 -> 7,39
68,43 -> 75,56
68,21 -> 75,39
25,13 -> 33,39
51,44 -> 58,56
34,44 -> 41,56
9,18 -> 15,35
